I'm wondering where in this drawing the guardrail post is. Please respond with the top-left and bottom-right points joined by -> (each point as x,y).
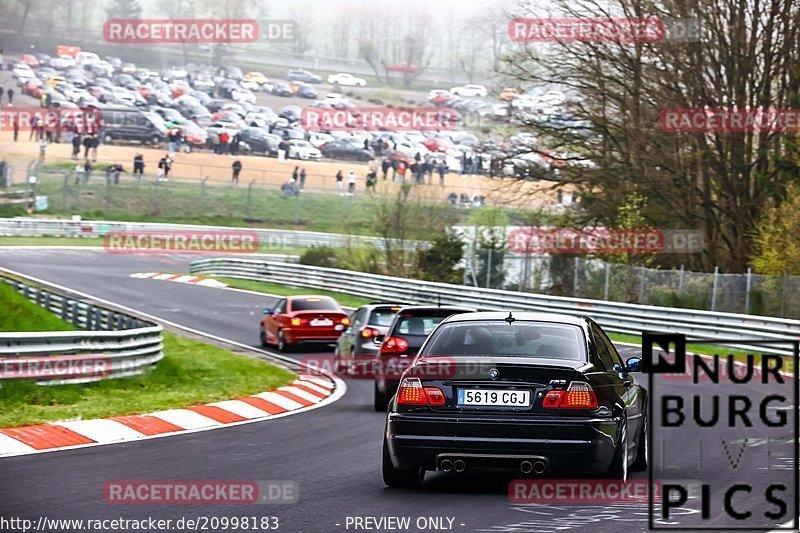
744,268 -> 752,314
603,263 -> 611,301
485,249 -> 492,288
710,266 -> 720,311
44,292 -> 51,311
573,257 -> 580,296
678,265 -> 685,293
639,265 -> 646,304
71,301 -> 80,328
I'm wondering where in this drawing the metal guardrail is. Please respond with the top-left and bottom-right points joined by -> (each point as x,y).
0,217 -> 411,250
0,270 -> 163,384
190,258 -> 800,355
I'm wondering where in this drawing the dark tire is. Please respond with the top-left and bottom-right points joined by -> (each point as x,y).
382,437 -> 424,489
277,330 -> 291,352
630,416 -> 648,472
607,423 -> 628,480
374,381 -> 391,412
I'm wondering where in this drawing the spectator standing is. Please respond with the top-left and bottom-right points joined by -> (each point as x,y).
291,166 -> 299,185
210,131 -> 220,154
336,170 -> 344,195
381,158 -> 391,180
278,140 -> 288,162
29,116 -> 39,141
438,161 -> 447,187
347,170 -> 356,195
168,129 -> 180,154
72,133 -> 82,160
83,134 -> 93,159
232,159 -> 242,186
157,155 -> 172,181
90,134 -> 98,161
397,160 -> 407,183
133,153 -> 144,178
299,167 -> 306,191
366,170 -> 377,192
219,131 -> 229,154
7,88 -> 13,106
230,132 -> 241,156
12,116 -> 18,142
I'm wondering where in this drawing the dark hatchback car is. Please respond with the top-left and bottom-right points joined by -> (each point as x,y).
287,69 -> 322,84
373,305 -> 475,411
382,311 -> 647,488
319,139 -> 373,161
239,128 -> 280,156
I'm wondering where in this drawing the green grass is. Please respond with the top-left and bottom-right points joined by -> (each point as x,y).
16,170 -> 389,235
0,282 -> 80,332
0,281 -> 296,427
215,276 -> 372,309
0,332 -> 296,427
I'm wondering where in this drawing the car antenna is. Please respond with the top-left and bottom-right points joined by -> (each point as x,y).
505,312 -> 515,325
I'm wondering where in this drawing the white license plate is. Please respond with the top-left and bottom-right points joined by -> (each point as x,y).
457,388 -> 530,407
310,319 -> 333,327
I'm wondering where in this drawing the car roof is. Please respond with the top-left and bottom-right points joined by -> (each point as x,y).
286,295 -> 337,301
441,311 -> 586,326
396,305 -> 476,313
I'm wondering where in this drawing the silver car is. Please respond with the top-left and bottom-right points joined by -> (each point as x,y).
333,303 -> 404,373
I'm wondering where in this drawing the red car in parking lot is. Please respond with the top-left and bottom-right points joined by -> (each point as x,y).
260,296 -> 350,352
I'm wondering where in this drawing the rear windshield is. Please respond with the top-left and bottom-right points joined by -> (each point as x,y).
420,321 -> 586,360
368,307 -> 401,327
290,298 -> 339,312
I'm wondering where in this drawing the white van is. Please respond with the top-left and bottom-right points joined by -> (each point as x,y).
76,51 -> 100,67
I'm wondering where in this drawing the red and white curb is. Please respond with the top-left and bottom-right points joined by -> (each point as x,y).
0,374 -> 338,458
130,272 -> 227,288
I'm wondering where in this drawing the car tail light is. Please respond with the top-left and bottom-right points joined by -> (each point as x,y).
290,318 -> 303,326
396,378 -> 445,406
360,327 -> 380,339
424,387 -> 446,406
542,381 -> 598,410
341,317 -> 350,326
380,336 -> 409,355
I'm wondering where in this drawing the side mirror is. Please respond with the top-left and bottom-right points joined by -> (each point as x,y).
263,309 -> 273,315
626,357 -> 642,373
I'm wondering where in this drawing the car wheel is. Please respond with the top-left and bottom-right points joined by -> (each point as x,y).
382,437 -> 424,489
277,330 -> 291,352
374,381 -> 391,412
630,415 -> 648,472
104,134 -> 113,144
259,324 -> 269,347
149,134 -> 161,146
607,423 -> 628,480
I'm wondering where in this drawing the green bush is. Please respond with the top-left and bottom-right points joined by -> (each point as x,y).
298,246 -> 340,268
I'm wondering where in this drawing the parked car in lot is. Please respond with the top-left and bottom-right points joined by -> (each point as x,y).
270,82 -> 293,97
239,128 -> 280,156
381,311 -> 647,488
334,303 -> 405,374
260,296 -> 350,351
449,84 -> 488,97
328,73 -> 367,87
99,106 -> 168,145
287,69 -> 322,84
287,140 -> 322,160
319,139 -> 374,161
293,82 -> 318,99
373,305 -> 475,411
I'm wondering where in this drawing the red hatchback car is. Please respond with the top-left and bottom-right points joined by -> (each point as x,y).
260,296 -> 350,352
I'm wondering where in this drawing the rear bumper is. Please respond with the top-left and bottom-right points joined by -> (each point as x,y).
386,412 -> 621,474
284,328 -> 340,344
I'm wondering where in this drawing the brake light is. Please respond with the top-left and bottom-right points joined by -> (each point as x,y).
397,378 -> 427,405
380,336 -> 409,355
360,327 -> 380,338
396,378 -> 445,406
542,381 -> 598,409
341,317 -> 350,326
290,318 -> 302,326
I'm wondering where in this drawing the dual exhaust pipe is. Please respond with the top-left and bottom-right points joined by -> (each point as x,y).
520,460 -> 546,475
439,458 -> 466,473
439,457 -> 546,474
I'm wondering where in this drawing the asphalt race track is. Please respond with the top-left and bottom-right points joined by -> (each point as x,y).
0,249 -> 796,533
